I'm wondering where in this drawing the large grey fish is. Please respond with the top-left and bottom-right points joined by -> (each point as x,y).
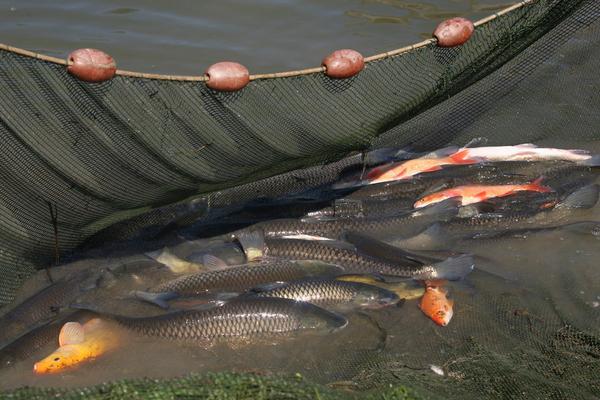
261,235 -> 473,280
248,198 -> 460,240
0,273 -> 97,345
80,298 -> 347,343
254,279 -> 400,310
134,261 -> 343,308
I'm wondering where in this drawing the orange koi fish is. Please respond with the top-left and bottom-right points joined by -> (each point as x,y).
367,149 -> 479,183
414,178 -> 553,208
419,280 -> 453,327
34,318 -> 121,374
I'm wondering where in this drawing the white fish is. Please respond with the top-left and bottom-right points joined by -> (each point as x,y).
458,143 -> 593,162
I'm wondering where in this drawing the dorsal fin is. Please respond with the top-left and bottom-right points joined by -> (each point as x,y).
342,231 -> 427,267
58,322 -> 85,346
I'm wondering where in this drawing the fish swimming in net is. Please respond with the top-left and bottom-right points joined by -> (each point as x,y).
253,279 -> 400,311
73,297 -> 347,344
419,280 -> 453,327
413,178 -> 553,208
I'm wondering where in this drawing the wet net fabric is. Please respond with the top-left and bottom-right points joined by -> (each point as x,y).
1,0 -> 600,398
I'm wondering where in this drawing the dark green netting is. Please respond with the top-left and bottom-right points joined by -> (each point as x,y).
1,0 -> 600,398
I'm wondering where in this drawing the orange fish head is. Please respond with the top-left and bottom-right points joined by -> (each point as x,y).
414,193 -> 440,208
430,306 -> 454,327
34,344 -> 86,374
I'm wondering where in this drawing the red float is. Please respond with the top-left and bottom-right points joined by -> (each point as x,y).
322,49 -> 364,79
433,17 -> 475,47
67,48 -> 116,83
205,62 -> 250,91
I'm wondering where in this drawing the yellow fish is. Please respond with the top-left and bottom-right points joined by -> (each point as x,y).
34,318 -> 121,374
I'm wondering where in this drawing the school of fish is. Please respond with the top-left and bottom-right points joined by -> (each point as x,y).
0,142 -> 598,377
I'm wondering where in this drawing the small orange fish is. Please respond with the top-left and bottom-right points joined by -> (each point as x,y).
34,318 -> 121,374
419,283 -> 453,327
367,149 -> 479,183
414,178 -> 553,208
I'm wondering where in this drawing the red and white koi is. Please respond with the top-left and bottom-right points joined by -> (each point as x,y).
414,178 -> 553,208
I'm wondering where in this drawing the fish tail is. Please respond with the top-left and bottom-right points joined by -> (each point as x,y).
448,149 -> 479,165
558,184 -> 599,209
235,230 -> 265,261
525,177 -> 553,193
132,291 -> 180,309
431,254 -> 475,281
577,154 -> 600,167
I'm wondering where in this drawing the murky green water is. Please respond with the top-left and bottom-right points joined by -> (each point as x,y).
0,0 -> 510,74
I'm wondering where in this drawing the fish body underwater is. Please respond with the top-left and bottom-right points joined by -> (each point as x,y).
366,149 -> 479,183
0,273 -> 96,345
457,144 -> 593,162
254,279 -> 400,310
82,297 -> 347,343
335,275 -> 425,300
262,237 -> 473,280
150,260 -> 342,296
419,281 -> 453,326
414,179 -> 553,208
254,198 -> 459,240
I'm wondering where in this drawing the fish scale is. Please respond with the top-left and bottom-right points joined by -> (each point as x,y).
264,238 -> 435,277
255,198 -> 458,240
256,279 -> 399,309
107,297 -> 346,341
150,261 -> 341,295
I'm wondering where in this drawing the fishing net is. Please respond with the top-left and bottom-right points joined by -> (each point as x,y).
1,0 -> 599,398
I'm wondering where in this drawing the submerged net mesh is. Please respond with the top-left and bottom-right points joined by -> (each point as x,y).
1,0 -> 599,398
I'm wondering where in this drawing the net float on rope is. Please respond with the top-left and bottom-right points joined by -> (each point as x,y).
205,61 -> 250,91
322,49 -> 364,79
433,17 -> 475,47
67,48 -> 116,83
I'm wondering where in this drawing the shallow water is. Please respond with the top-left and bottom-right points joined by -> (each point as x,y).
0,153 -> 598,393
0,0 -> 509,74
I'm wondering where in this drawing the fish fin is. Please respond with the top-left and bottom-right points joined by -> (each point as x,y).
280,234 -> 334,241
515,143 -> 538,148
250,281 -> 287,292
412,198 -> 460,220
526,177 -> 553,193
58,322 -> 85,347
202,254 -> 228,270
342,231 -> 424,266
365,147 -> 409,165
557,184 -> 599,209
131,290 -> 179,309
576,154 -> 600,167
424,254 -> 475,281
235,230 -> 265,261
144,248 -> 165,262
421,146 -> 460,159
463,137 -> 488,148
331,180 -> 369,190
448,149 -> 479,164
